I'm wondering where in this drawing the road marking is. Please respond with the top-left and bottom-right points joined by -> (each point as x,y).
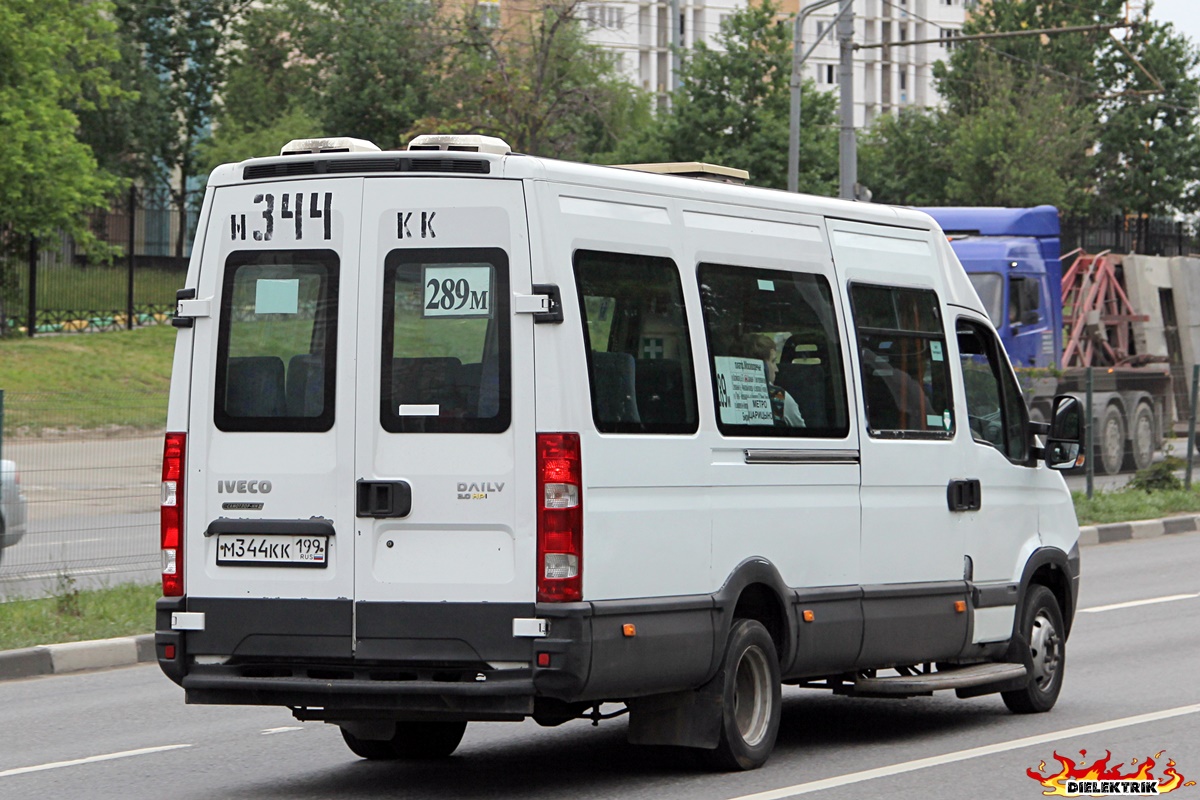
261,727 -> 303,735
725,703 -> 1200,800
0,745 -> 191,779
1080,593 -> 1200,614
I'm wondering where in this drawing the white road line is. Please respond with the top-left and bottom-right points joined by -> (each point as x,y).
1080,593 -> 1200,614
0,745 -> 191,779
725,703 -> 1200,800
261,727 -> 303,735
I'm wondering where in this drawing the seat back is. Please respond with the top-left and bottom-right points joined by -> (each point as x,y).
590,350 -> 641,424
226,356 -> 287,417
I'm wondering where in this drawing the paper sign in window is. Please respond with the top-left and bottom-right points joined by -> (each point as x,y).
714,356 -> 773,426
255,279 -> 300,314
422,265 -> 493,318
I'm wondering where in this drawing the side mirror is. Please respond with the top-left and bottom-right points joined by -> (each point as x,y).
1045,395 -> 1084,470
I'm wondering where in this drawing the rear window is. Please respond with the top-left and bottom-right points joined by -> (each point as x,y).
380,248 -> 511,433
214,250 -> 339,433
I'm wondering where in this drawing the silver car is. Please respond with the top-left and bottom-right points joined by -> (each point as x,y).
1,458 -> 28,566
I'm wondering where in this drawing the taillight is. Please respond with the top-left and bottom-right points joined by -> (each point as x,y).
161,432 -> 186,597
537,433 -> 582,602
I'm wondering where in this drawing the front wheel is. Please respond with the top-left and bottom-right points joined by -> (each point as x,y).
1002,585 -> 1065,714
341,720 -> 467,760
703,618 -> 781,771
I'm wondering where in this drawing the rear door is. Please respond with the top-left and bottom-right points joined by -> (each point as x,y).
186,179 -> 362,655
353,178 -> 536,661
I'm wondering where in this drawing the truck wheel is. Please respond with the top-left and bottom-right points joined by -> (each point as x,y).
1098,405 -> 1125,475
1002,585 -> 1065,714
341,721 -> 467,760
703,619 -> 781,771
1124,403 -> 1155,472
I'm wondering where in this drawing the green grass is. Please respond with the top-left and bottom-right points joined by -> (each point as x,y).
0,325 -> 175,431
1072,486 -> 1200,526
0,582 -> 159,651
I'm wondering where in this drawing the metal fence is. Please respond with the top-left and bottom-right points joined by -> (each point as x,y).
1061,215 -> 1200,258
0,391 -> 166,600
0,191 -> 198,337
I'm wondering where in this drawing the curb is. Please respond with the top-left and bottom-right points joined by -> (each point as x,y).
2,517 -> 1199,684
0,634 -> 154,682
1076,513 -> 1200,547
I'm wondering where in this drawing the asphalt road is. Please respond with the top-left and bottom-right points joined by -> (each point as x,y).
0,435 -> 160,598
1,532 -> 1199,800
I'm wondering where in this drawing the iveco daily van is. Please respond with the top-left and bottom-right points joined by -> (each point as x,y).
157,134 -> 1084,771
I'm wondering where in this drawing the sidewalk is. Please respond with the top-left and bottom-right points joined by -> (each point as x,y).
1,514 -> 1197,683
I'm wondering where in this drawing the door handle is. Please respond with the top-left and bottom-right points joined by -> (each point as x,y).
947,479 -> 982,512
356,480 -> 412,518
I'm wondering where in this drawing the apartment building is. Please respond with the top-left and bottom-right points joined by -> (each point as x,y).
577,0 -> 969,123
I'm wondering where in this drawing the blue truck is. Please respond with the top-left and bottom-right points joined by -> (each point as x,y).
921,205 -> 1173,475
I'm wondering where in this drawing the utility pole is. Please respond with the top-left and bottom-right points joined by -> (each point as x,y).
788,0 -> 842,193
669,0 -> 681,93
836,0 -> 856,201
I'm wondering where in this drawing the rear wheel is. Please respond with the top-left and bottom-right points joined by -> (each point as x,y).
1002,585 -> 1065,714
341,720 -> 468,760
703,618 -> 781,771
1124,403 -> 1155,472
1098,405 -> 1125,476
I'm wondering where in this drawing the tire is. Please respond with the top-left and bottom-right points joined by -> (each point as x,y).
1002,585 -> 1066,714
390,720 -> 467,759
1098,405 -> 1125,476
1124,403 -> 1155,472
341,721 -> 467,760
341,727 -> 400,760
703,619 -> 781,771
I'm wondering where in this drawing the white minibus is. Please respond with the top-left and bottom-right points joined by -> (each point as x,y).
157,134 -> 1084,770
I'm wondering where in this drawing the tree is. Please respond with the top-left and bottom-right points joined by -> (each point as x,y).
0,2 -> 123,241
110,1 -> 253,256
861,59 -> 1094,211
0,0 -> 124,331
1092,18 -> 1200,215
858,109 -> 955,206
196,3 -> 324,171
286,0 -> 449,149
942,61 -> 1095,211
934,0 -> 1125,117
616,1 -> 837,192
928,0 -> 1200,216
419,0 -> 651,161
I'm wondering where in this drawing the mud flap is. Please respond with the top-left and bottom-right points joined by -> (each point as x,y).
626,670 -> 725,749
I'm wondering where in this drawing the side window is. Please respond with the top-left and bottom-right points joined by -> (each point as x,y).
957,319 -> 1028,460
215,250 -> 338,432
1009,276 -> 1041,327
850,283 -> 954,438
380,248 -> 510,433
699,263 -> 849,438
573,250 -> 698,434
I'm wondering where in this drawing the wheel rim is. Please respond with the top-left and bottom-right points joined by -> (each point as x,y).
1029,611 -> 1061,692
732,644 -> 772,747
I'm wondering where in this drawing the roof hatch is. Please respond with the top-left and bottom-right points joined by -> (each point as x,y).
280,137 -> 381,156
407,134 -> 512,155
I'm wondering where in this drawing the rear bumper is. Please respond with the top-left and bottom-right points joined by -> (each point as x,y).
156,595 -> 717,718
